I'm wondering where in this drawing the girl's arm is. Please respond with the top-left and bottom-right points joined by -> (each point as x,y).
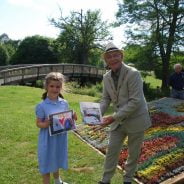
36,118 -> 50,128
73,112 -> 77,121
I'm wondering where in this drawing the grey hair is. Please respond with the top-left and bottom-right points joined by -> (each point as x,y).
174,63 -> 182,70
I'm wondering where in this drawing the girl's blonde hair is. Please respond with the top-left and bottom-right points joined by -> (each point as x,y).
42,72 -> 65,100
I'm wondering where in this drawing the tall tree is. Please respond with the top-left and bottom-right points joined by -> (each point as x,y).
116,0 -> 184,90
50,9 -> 111,65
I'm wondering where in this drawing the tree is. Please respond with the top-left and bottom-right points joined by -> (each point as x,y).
0,33 -> 10,43
11,35 -> 58,64
0,34 -> 19,65
116,0 -> 184,90
0,44 -> 9,65
50,9 -> 111,65
124,43 -> 158,71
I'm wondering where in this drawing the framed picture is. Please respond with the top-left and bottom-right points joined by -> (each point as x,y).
49,110 -> 76,136
80,102 -> 103,125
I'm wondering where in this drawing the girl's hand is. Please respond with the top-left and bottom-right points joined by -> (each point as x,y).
73,112 -> 78,121
44,118 -> 50,128
36,118 -> 50,128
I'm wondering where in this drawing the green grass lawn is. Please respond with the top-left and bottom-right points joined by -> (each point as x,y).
0,86 -> 126,184
144,75 -> 162,89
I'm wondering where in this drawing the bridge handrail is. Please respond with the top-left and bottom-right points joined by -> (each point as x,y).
0,64 -> 105,85
0,64 -> 104,73
0,64 -> 39,71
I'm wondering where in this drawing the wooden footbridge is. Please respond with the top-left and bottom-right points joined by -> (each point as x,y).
0,64 -> 105,85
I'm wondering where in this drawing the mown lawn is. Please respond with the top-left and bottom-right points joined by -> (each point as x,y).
0,86 -> 126,184
144,75 -> 162,89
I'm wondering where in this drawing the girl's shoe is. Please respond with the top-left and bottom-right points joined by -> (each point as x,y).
55,179 -> 68,184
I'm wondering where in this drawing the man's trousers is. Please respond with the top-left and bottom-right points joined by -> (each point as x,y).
101,124 -> 144,183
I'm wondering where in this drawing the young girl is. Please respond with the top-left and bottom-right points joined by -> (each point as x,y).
35,72 -> 77,184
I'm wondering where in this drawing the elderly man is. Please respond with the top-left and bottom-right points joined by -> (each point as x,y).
98,42 -> 151,184
169,63 -> 184,100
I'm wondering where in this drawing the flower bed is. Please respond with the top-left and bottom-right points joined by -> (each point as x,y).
75,97 -> 184,184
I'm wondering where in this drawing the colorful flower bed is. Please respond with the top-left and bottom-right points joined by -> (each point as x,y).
75,97 -> 184,184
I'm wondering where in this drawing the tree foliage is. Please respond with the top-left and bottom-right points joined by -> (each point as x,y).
124,43 -> 158,71
0,33 -> 10,43
116,0 -> 184,90
50,9 -> 111,65
0,34 -> 19,65
0,44 -> 9,66
11,35 -> 58,64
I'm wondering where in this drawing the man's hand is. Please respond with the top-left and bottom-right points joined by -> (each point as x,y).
93,115 -> 115,131
102,115 -> 115,126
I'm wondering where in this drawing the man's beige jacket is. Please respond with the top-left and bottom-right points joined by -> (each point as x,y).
100,63 -> 151,132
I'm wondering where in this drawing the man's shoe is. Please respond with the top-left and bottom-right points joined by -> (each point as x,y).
124,182 -> 131,184
98,181 -> 110,184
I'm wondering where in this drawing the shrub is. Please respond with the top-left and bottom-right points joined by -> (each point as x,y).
35,80 -> 44,88
65,81 -> 102,98
143,82 -> 169,101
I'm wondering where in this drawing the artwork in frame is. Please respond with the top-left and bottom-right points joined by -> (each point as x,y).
49,110 -> 76,136
80,102 -> 103,125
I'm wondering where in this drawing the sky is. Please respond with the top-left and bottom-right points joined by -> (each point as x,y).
0,0 -> 126,48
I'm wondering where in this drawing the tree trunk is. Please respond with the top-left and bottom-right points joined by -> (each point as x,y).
157,0 -> 179,92
161,58 -> 169,90
81,48 -> 89,65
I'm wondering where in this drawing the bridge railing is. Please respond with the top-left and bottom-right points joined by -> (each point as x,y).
0,64 -> 105,85
0,64 -> 39,71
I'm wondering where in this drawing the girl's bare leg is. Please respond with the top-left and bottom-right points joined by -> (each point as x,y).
53,170 -> 59,179
42,173 -> 50,184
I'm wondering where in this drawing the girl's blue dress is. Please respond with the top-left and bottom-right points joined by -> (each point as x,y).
35,97 -> 68,174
